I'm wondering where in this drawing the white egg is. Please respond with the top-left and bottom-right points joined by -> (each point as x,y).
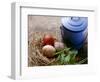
54,42 -> 65,51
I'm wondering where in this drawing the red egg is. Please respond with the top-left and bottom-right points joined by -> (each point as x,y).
43,34 -> 55,46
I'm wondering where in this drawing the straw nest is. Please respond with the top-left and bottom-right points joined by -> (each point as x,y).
28,32 -> 58,66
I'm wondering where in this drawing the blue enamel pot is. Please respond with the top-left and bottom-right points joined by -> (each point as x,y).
61,17 -> 88,49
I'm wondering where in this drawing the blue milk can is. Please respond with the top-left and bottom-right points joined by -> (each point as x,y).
60,17 -> 88,49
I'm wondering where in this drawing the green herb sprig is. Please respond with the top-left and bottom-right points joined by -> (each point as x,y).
55,48 -> 78,64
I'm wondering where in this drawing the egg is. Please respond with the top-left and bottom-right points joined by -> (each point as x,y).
54,42 -> 65,51
42,45 -> 56,58
42,34 -> 55,46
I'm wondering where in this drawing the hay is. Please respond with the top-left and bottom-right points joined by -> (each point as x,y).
28,32 -> 56,66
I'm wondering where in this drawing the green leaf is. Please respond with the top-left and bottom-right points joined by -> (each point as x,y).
56,48 -> 78,65
55,48 -> 70,55
60,53 -> 66,64
64,50 -> 78,64
71,50 -> 78,60
57,54 -> 61,61
64,54 -> 71,64
70,50 -> 78,64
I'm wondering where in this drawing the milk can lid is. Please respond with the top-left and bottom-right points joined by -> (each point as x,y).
61,17 -> 88,31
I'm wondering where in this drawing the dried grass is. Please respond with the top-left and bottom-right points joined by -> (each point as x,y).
28,32 -> 57,66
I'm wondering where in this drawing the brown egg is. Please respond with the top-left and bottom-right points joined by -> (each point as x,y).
42,45 -> 56,58
42,34 -> 55,46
